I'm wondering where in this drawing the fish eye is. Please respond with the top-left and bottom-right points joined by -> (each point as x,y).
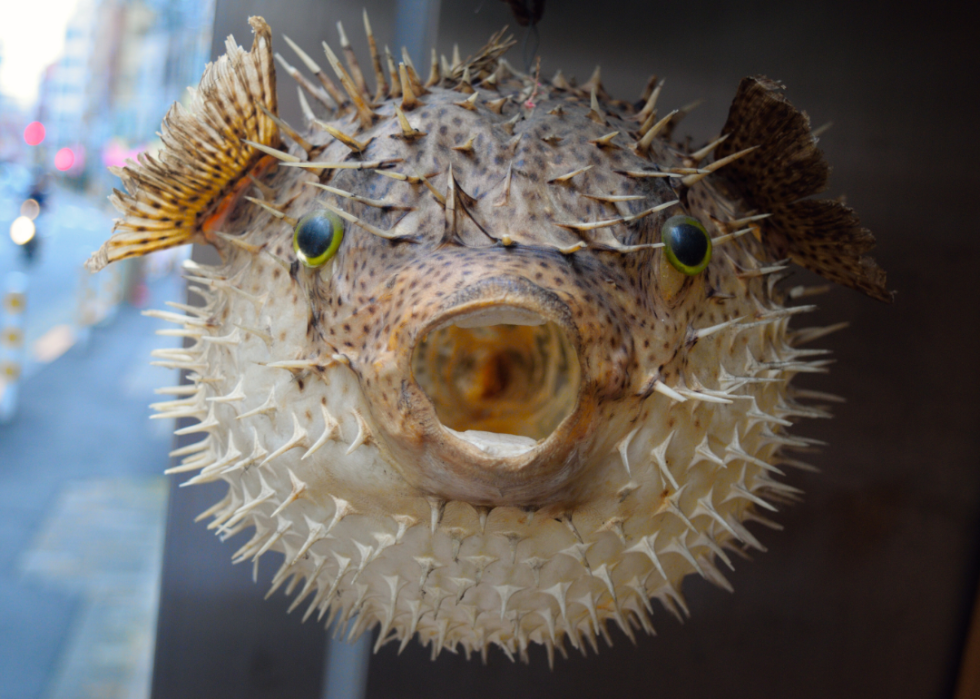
661,215 -> 712,275
293,209 -> 344,267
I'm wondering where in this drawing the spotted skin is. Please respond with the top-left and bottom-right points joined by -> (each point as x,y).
90,18 -> 888,663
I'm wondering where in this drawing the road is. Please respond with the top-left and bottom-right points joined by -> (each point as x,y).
0,181 -> 185,698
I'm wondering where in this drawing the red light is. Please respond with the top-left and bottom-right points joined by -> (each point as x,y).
23,121 -> 45,146
54,148 -> 75,171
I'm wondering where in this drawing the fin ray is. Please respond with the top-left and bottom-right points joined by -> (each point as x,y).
715,76 -> 892,302
87,16 -> 279,272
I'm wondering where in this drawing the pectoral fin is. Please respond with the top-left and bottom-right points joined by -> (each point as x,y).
86,16 -> 279,272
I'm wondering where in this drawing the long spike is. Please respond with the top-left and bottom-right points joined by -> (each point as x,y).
392,105 -> 426,140
711,226 -> 753,246
454,92 -> 479,111
456,66 -> 475,94
400,45 -> 416,71
583,65 -> 602,95
689,133 -> 731,162
280,158 -> 402,171
790,321 -> 849,344
426,47 -> 441,87
244,196 -> 298,226
373,169 -> 426,184
452,136 -> 476,153
346,409 -> 373,454
500,112 -> 521,135
384,45 -> 401,98
639,74 -> 658,102
322,40 -> 376,128
811,121 -> 834,140
637,109 -> 660,136
296,86 -> 316,124
582,193 -> 646,203
551,69 -> 571,90
401,48 -> 426,95
728,212 -> 772,228
262,359 -> 322,371
781,293 -> 835,314
690,315 -> 746,342
589,131 -> 620,148
487,97 -> 508,114
637,79 -> 664,121
275,52 -> 334,110
257,103 -> 313,153
547,164 -> 593,184
556,241 -> 588,255
362,10 -> 388,102
302,404 -> 341,460
587,85 -> 606,125
653,379 -> 688,403
615,168 -> 684,179
282,35 -> 347,108
313,120 -> 372,153
213,230 -> 262,254
304,180 -> 413,210
556,200 -> 677,231
336,21 -> 369,98
668,98 -> 704,135
321,202 -> 413,241
682,146 -> 759,186
635,110 -> 678,154
414,169 -> 446,206
261,249 -> 291,273
493,161 -> 513,208
399,63 -> 419,110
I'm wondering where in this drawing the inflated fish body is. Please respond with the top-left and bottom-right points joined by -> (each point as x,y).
88,17 -> 890,662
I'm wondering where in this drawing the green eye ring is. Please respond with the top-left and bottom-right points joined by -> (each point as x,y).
293,209 -> 344,267
661,215 -> 712,275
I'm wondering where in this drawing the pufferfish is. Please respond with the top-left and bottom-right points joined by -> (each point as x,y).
87,16 -> 891,664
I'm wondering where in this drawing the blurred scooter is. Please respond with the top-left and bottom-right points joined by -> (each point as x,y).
12,180 -> 46,264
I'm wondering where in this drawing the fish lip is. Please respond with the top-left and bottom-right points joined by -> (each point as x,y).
419,276 -> 581,340
399,275 -> 594,505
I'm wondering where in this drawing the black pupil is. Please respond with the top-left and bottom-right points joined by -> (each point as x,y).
668,222 -> 708,267
296,215 -> 335,259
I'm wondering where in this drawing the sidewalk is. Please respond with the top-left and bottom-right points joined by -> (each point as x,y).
0,273 -> 182,699
1,185 -> 120,388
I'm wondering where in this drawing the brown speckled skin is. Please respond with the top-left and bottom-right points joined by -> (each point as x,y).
220,82 -> 764,507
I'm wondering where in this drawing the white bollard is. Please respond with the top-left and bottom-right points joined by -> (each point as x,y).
0,272 -> 28,423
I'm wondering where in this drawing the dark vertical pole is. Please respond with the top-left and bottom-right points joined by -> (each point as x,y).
319,3 -> 440,697
392,0 -> 442,70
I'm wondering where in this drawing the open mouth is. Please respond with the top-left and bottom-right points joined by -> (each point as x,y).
411,305 -> 581,457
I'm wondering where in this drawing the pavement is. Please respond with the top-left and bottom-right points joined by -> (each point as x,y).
0,201 -> 183,699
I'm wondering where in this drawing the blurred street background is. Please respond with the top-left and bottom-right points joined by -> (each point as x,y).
0,1 -> 213,697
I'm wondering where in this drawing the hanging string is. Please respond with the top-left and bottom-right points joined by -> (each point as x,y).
523,22 -> 540,73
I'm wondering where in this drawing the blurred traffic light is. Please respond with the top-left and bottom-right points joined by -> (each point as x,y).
20,199 -> 40,220
54,148 -> 75,171
10,217 -> 36,246
23,122 -> 45,146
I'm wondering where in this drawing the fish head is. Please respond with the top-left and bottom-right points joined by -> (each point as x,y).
221,83 -> 726,507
